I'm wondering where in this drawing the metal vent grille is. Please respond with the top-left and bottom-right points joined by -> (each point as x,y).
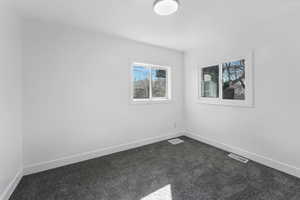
168,138 -> 184,145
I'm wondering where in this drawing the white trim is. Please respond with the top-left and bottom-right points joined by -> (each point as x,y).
4,130 -> 300,200
23,132 -> 183,175
130,98 -> 173,105
185,131 -> 300,178
0,169 -> 23,200
197,52 -> 254,107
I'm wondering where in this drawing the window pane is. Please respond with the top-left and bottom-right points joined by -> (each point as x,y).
133,66 -> 150,99
222,59 -> 245,100
151,69 -> 167,98
201,65 -> 219,98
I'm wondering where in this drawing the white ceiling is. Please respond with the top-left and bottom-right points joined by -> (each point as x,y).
13,0 -> 300,51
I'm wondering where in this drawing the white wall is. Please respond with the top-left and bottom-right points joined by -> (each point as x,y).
0,2 -> 23,199
184,10 -> 300,176
22,19 -> 184,170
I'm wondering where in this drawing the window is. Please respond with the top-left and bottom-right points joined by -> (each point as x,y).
201,65 -> 219,98
222,59 -> 245,100
133,66 -> 150,99
198,54 -> 253,107
132,63 -> 171,102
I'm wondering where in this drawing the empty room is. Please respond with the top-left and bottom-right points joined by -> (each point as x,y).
1,0 -> 300,199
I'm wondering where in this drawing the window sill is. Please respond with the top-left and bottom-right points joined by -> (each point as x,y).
130,99 -> 172,105
196,98 -> 254,108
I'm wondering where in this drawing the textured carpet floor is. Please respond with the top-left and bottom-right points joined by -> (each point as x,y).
10,136 -> 300,200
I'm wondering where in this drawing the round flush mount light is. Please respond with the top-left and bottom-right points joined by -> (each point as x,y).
153,0 -> 180,16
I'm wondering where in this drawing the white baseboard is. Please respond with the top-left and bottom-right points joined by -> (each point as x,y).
23,132 -> 183,175
185,131 -> 300,178
0,169 -> 23,200
12,130 -> 300,198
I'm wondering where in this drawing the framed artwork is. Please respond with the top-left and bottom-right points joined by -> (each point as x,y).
198,53 -> 254,107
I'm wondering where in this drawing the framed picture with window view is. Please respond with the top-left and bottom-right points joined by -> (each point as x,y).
131,62 -> 171,104
198,53 -> 254,107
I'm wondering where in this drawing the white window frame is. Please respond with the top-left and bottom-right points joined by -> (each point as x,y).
197,53 -> 254,107
131,62 -> 172,104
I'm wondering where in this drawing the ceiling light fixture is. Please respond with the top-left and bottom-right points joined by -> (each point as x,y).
153,0 -> 180,16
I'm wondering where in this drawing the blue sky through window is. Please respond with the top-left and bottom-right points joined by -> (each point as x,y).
222,59 -> 245,82
152,70 -> 158,80
133,66 -> 149,81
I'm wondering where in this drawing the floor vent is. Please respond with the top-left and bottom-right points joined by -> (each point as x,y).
228,153 -> 249,163
168,138 -> 184,145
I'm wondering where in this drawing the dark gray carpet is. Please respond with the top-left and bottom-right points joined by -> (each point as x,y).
10,136 -> 300,200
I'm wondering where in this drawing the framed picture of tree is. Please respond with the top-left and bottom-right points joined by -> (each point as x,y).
198,53 -> 254,107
